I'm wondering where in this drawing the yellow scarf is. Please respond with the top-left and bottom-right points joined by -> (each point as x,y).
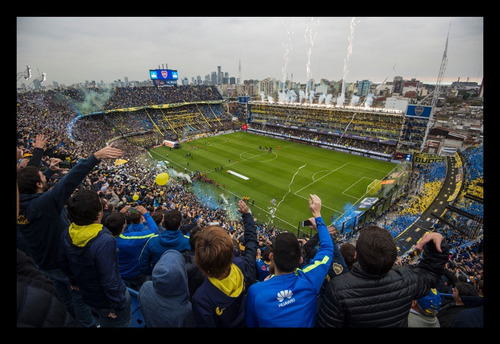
208,263 -> 244,297
68,223 -> 103,247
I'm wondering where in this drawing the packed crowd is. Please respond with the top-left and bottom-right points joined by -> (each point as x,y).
248,122 -> 396,157
248,102 -> 401,158
399,116 -> 429,150
16,85 -> 483,328
102,85 -> 223,110
377,158 -> 447,238
249,102 -> 403,141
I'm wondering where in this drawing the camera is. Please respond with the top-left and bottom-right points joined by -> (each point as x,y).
301,219 -> 312,227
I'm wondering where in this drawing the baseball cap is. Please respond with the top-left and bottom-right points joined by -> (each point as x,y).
417,288 -> 442,316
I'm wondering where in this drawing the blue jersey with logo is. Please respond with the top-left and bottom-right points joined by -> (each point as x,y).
245,217 -> 333,327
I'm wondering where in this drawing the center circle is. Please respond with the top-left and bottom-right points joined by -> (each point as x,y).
239,151 -> 278,163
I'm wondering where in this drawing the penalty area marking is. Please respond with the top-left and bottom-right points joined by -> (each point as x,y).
227,170 -> 249,180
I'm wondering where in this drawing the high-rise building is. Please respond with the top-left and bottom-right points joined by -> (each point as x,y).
392,76 -> 404,95
357,80 -> 371,97
238,59 -> 241,84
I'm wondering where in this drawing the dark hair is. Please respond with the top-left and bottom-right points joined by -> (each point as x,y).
126,209 -> 142,224
454,281 -> 478,297
151,210 -> 164,225
340,242 -> 356,270
17,166 -> 42,195
262,245 -> 273,262
105,211 -> 126,237
273,232 -> 301,273
66,189 -> 102,226
195,226 -> 234,278
355,225 -> 397,276
163,209 -> 182,230
188,225 -> 202,249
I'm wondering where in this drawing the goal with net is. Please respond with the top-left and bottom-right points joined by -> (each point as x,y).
366,179 -> 382,196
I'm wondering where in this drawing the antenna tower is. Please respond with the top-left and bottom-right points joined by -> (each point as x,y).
432,20 -> 451,108
420,20 -> 451,153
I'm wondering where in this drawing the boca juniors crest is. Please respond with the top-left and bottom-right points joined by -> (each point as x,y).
405,105 -> 432,119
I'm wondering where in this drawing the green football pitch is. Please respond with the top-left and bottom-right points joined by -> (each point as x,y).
149,131 -> 396,232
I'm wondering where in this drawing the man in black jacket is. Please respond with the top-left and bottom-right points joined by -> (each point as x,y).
17,143 -> 123,327
316,225 -> 449,327
60,189 -> 131,327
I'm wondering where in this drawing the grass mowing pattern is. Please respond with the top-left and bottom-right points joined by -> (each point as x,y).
149,131 -> 396,232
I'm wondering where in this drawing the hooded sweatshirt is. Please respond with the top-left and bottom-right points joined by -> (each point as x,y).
59,223 -> 127,311
138,250 -> 194,327
138,229 -> 190,276
191,259 -> 247,327
190,212 -> 258,328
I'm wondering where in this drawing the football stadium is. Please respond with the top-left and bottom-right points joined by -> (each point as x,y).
17,75 -> 483,327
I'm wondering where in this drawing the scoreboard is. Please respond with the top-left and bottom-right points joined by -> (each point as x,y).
150,69 -> 178,86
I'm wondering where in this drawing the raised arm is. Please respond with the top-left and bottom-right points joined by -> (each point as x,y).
238,200 -> 258,287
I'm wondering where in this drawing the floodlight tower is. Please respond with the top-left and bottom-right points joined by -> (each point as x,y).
17,65 -> 31,81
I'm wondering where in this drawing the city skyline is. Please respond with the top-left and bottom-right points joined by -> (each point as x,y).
17,17 -> 483,87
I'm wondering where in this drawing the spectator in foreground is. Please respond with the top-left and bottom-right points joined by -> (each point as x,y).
191,200 -> 257,327
115,205 -> 158,290
407,288 -> 442,328
255,246 -> 272,282
181,225 -> 205,299
17,143 -> 123,327
138,250 -> 194,327
245,194 -> 333,327
303,222 -> 349,299
437,281 -> 479,328
59,189 -> 131,327
17,248 -> 78,327
139,209 -> 190,276
449,278 -> 483,327
339,242 -> 356,270
316,227 -> 449,327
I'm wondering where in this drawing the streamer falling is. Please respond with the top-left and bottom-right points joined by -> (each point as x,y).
337,17 -> 358,107
267,164 -> 307,225
281,19 -> 294,88
304,17 -> 319,103
337,112 -> 357,144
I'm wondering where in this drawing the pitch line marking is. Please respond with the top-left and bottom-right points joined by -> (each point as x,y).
342,176 -> 375,199
294,163 -> 349,195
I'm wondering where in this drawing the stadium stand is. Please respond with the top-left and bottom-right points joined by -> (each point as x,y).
17,85 -> 483,327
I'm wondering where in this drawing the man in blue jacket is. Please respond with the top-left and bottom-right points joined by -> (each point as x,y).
114,205 -> 159,290
139,209 -> 190,276
59,189 -> 131,327
17,143 -> 123,327
245,194 -> 334,327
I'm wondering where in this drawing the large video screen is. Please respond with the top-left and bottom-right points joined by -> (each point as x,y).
150,69 -> 178,80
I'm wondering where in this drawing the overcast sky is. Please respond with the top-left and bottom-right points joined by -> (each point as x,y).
16,17 -> 483,87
